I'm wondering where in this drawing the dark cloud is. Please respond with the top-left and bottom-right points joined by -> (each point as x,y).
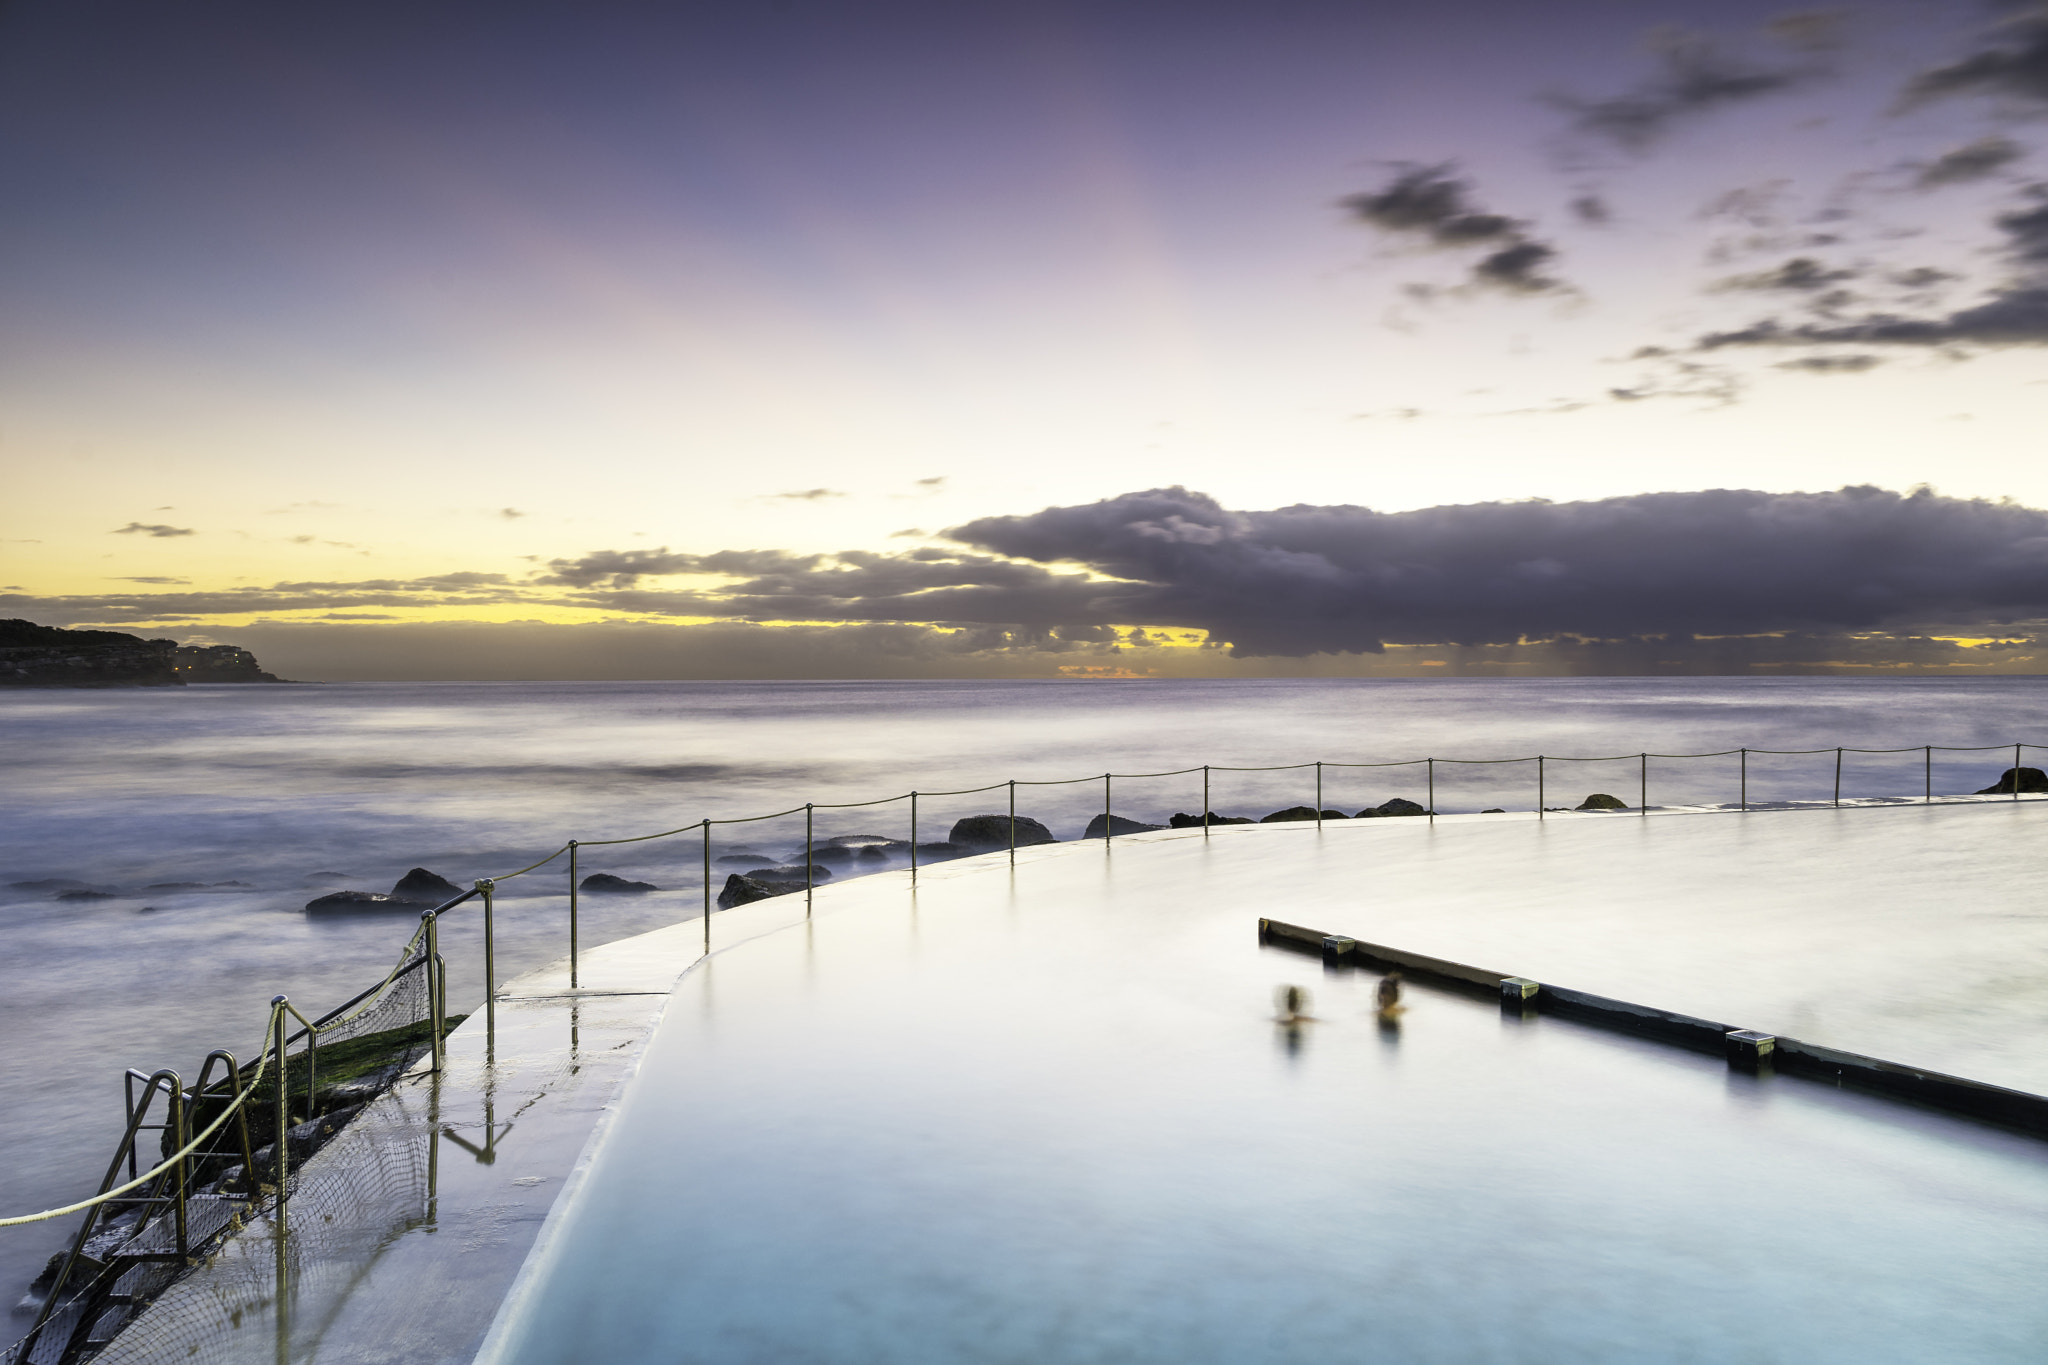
945,485 -> 2048,657
1570,194 -> 1613,225
1774,354 -> 1884,373
1549,26 -> 1821,151
538,547 -> 821,589
499,507 -> 525,520
1699,185 -> 2048,350
1912,136 -> 2027,189
1339,164 -> 1568,294
113,522 -> 194,538
1712,257 -> 1858,291
771,488 -> 846,501
1903,9 -> 2048,108
110,576 -> 192,584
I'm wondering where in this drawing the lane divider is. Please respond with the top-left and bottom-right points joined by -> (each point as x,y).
1258,917 -> 2048,1137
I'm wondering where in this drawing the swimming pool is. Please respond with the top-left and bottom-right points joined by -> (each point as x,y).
481,808 -> 2048,1364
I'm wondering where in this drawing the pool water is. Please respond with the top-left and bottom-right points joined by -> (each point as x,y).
485,819 -> 2048,1365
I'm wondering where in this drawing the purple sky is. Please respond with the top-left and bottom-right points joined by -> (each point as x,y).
5,1 -> 2046,677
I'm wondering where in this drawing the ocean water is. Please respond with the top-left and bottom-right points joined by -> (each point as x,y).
2,675 -> 2044,1309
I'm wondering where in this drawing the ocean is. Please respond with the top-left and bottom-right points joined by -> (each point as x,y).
3,674 -> 2044,1305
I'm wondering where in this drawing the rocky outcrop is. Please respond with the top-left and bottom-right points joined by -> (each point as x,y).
948,815 -> 1057,852
747,864 -> 832,882
1260,806 -> 1321,823
580,873 -> 658,893
1976,767 -> 2048,795
305,890 -> 412,912
391,868 -> 463,902
717,872 -> 798,908
305,867 -> 463,912
1576,793 -> 1630,811
1168,812 -> 1254,827
0,619 -> 286,687
1356,798 -> 1428,818
1082,814 -> 1166,838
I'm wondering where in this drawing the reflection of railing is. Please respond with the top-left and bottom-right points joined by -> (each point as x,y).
3,737 -> 2043,1363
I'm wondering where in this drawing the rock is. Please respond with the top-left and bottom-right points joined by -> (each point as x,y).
828,833 -> 898,847
304,890 -> 412,912
915,842 -> 966,862
810,845 -> 858,865
717,873 -> 796,909
1976,767 -> 2048,795
144,882 -> 207,892
1168,812 -> 1254,827
1355,798 -> 1428,818
745,864 -> 832,882
856,845 -> 888,862
212,880 -> 253,888
56,889 -> 116,901
391,868 -> 463,903
1261,806 -> 1321,823
1576,793 -> 1630,811
1480,808 -> 1506,814
715,854 -> 780,869
1082,814 -> 1166,838
948,815 -> 1057,852
580,873 -> 658,893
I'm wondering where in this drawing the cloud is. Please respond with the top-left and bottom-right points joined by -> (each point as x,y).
1549,25 -> 1823,151
30,486 -> 2048,675
1903,9 -> 2048,108
1698,184 -> 2048,350
109,576 -> 192,584
1774,354 -> 1884,373
539,547 -> 819,589
770,488 -> 846,501
1711,256 -> 1858,292
945,485 -> 2048,656
915,477 -> 946,488
1339,164 -> 1569,294
1570,194 -> 1613,225
500,507 -> 525,519
113,522 -> 194,538
1912,136 -> 2027,189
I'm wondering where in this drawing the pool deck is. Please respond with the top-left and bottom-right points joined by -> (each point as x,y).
95,797 -> 2048,1363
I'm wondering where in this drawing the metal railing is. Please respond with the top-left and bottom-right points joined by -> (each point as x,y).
4,736 -> 2043,1363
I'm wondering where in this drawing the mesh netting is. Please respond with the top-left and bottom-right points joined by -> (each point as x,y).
5,923 -> 438,1365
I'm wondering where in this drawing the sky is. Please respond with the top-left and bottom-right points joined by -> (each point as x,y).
5,0 -> 2048,678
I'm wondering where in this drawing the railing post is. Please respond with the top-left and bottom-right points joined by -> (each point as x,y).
2015,743 -> 2023,801
1008,780 -> 1016,862
1924,745 -> 1931,803
568,841 -> 579,989
1103,774 -> 1111,843
476,879 -> 497,1040
423,912 -> 443,1072
1427,759 -> 1434,821
701,821 -> 711,955
1834,748 -> 1842,808
910,792 -> 919,877
1740,748 -> 1747,810
1537,756 -> 1545,819
170,1078 -> 188,1256
271,999 -> 290,1208
1315,762 -> 1322,827
1639,753 -> 1647,815
805,804 -> 814,917
1202,765 -> 1210,836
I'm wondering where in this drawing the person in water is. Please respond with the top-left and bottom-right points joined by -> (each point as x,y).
1376,971 -> 1405,1019
1274,983 -> 1314,1022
